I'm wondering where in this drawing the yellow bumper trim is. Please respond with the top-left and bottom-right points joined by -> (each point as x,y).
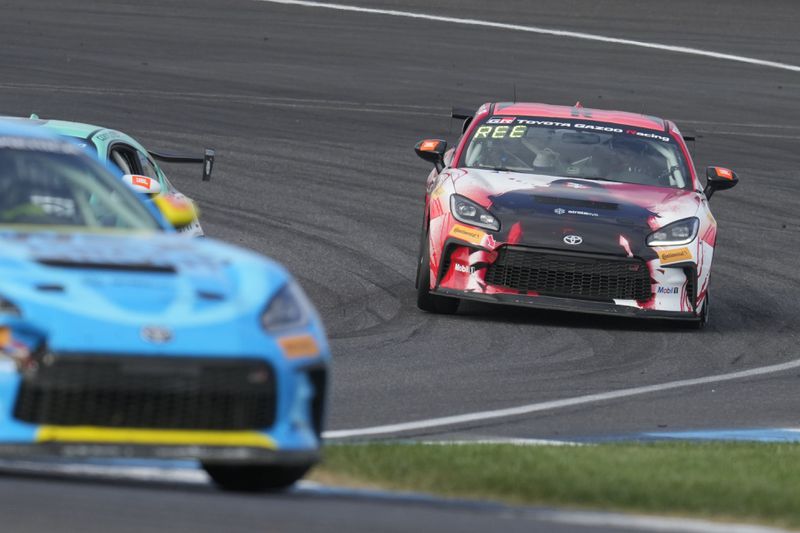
36,426 -> 277,449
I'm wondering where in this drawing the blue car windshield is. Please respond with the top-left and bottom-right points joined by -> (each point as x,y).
0,141 -> 161,232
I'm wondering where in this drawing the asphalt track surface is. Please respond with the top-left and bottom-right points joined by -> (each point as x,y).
1,0 -> 800,531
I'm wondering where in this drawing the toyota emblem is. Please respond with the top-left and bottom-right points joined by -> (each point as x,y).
563,235 -> 583,245
141,326 -> 173,344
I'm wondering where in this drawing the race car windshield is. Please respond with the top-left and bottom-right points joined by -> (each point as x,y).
462,117 -> 693,189
0,145 -> 161,232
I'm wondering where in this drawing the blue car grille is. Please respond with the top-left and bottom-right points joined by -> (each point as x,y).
13,355 -> 276,430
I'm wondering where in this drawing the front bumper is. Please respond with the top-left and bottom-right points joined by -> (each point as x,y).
0,441 -> 319,465
433,287 -> 698,320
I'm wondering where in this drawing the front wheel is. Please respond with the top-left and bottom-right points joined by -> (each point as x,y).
416,230 -> 459,314
203,463 -> 312,492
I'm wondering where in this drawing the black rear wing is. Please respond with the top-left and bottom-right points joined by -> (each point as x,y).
149,148 -> 215,181
452,107 -> 475,134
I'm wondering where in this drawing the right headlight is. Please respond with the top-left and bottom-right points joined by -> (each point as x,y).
261,282 -> 310,332
647,217 -> 699,247
450,194 -> 500,231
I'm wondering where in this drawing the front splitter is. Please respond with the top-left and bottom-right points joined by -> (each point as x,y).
433,288 -> 698,321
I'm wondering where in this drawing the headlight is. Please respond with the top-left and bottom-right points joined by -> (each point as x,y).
450,194 -> 500,231
647,217 -> 699,246
261,282 -> 309,332
0,295 -> 20,317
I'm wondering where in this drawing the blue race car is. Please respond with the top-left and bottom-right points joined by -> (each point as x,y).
0,121 -> 329,492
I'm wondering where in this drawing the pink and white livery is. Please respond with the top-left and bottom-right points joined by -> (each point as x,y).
415,102 -> 738,327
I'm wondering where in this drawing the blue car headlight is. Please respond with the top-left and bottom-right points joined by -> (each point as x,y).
261,282 -> 310,332
0,295 -> 20,317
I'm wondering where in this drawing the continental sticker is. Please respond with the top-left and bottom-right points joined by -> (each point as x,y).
658,247 -> 692,265
449,224 -> 486,245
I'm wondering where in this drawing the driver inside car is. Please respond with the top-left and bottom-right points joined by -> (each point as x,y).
605,136 -> 664,185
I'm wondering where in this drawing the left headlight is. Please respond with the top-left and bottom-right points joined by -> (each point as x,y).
450,194 -> 500,231
261,282 -> 310,332
647,217 -> 699,246
0,296 -> 20,317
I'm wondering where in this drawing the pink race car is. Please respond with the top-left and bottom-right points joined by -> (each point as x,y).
415,102 -> 738,327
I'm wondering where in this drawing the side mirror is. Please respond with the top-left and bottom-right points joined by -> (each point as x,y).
122,174 -> 163,197
415,139 -> 447,172
704,166 -> 738,199
153,195 -> 198,230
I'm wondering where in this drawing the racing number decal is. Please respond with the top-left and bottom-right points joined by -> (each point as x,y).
473,125 -> 527,139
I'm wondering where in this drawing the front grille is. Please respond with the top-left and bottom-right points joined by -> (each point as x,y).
485,247 -> 652,301
14,355 -> 276,430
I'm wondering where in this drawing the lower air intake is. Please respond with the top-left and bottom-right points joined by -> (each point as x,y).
485,247 -> 652,301
14,355 -> 276,430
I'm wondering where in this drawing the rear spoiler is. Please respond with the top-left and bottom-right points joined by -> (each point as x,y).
149,148 -> 215,181
452,107 -> 474,121
452,107 -> 475,133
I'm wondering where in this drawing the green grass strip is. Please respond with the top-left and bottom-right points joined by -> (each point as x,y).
312,442 -> 800,528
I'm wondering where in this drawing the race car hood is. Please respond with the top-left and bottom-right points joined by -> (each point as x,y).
452,169 -> 701,258
0,231 -> 290,354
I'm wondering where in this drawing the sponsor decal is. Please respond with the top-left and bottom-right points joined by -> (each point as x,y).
658,247 -> 692,265
625,129 -> 671,143
278,334 -> 320,359
563,234 -> 583,245
449,224 -> 486,245
486,116 -> 516,124
554,207 -> 599,217
132,175 -> 152,189
454,263 -> 474,274
657,286 -> 680,295
472,118 -> 674,143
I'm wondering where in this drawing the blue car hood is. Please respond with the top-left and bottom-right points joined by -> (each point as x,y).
0,231 -> 290,354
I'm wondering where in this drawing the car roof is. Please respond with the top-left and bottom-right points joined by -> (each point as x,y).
491,102 -> 668,131
0,118 -> 73,141
0,116 -> 152,159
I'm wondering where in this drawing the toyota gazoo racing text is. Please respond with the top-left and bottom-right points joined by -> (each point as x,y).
0,122 -> 329,491
415,102 -> 738,326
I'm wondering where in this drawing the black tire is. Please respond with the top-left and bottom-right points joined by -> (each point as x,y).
416,229 -> 459,314
203,463 -> 312,492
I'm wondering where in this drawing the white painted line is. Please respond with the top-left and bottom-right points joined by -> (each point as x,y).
257,0 -> 800,73
417,438 -> 582,446
323,358 -> 800,438
541,510 -> 792,533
